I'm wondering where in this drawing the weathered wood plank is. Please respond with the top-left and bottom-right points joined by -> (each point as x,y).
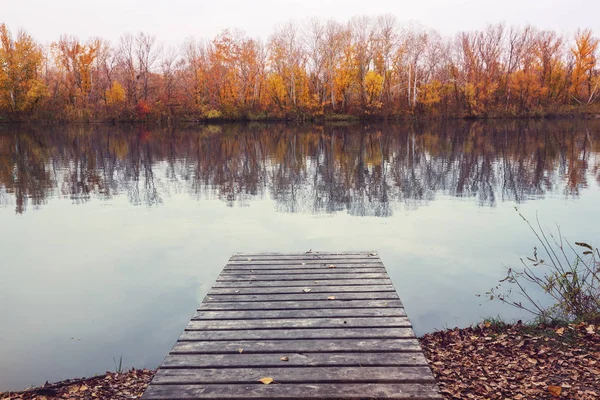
171,338 -> 421,354
187,316 -> 411,330
142,383 -> 443,399
192,309 -> 407,321
180,327 -> 415,341
223,263 -> 384,270
213,278 -> 392,287
160,352 -> 430,369
217,273 -> 389,281
233,251 -> 376,257
199,299 -> 402,311
152,366 -> 435,384
221,267 -> 386,275
230,254 -> 378,261
226,259 -> 378,265
204,292 -> 399,302
208,285 -> 396,295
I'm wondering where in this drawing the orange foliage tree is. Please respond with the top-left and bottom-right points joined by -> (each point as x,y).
0,19 -> 599,121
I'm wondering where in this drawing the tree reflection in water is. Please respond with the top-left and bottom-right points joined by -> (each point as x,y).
0,120 -> 598,215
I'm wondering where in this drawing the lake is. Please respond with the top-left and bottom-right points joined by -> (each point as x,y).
0,120 -> 599,391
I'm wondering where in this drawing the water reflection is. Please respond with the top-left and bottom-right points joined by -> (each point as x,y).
0,120 -> 599,215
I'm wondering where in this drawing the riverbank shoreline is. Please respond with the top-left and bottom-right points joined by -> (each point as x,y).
2,107 -> 600,125
2,322 -> 597,400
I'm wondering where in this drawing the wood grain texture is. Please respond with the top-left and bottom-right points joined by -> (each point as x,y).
161,352 -> 430,368
208,284 -> 396,294
143,383 -> 443,399
192,308 -> 407,320
179,327 -> 415,341
187,316 -> 411,330
152,366 -> 435,384
142,252 -> 440,399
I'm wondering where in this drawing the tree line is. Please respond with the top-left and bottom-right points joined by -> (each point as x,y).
1,120 -> 598,214
1,16 -> 599,121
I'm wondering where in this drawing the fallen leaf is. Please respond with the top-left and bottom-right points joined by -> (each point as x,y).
328,264 -> 336,268
548,385 -> 562,397
556,327 -> 565,335
259,377 -> 274,384
280,357 -> 289,361
247,257 -> 252,261
585,324 -> 595,334
303,288 -> 311,292
238,348 -> 244,353
327,296 -> 335,300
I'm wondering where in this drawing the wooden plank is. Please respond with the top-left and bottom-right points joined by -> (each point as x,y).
199,299 -> 403,311
213,278 -> 392,287
233,251 -> 376,256
221,267 -> 386,275
143,383 -> 443,399
217,273 -> 389,281
204,292 -> 399,302
192,309 -> 407,321
180,327 -> 415,341
152,366 -> 435,384
226,259 -> 378,265
230,254 -> 378,261
208,285 -> 396,295
160,352 -> 430,369
171,338 -> 422,354
187,317 -> 411,330
223,263 -> 384,270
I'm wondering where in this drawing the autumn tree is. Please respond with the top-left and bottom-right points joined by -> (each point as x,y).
570,29 -> 599,104
0,24 -> 45,118
51,35 -> 99,115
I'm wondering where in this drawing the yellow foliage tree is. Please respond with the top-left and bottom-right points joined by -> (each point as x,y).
0,24 -> 44,116
570,29 -> 599,104
364,70 -> 384,109
106,81 -> 126,106
105,81 -> 126,118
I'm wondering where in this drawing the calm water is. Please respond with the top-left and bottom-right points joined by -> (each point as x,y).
1,120 -> 599,390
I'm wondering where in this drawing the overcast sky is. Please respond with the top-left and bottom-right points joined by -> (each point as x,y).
2,0 -> 597,46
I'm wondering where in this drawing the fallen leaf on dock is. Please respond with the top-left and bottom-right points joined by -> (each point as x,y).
327,296 -> 335,300
280,357 -> 289,361
303,288 -> 311,292
238,348 -> 244,353
328,264 -> 336,268
258,377 -> 274,385
247,257 -> 252,261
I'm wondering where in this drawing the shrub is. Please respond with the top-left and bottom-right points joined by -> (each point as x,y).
486,209 -> 600,324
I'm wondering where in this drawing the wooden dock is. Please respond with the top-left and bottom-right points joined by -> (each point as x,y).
142,251 -> 441,399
